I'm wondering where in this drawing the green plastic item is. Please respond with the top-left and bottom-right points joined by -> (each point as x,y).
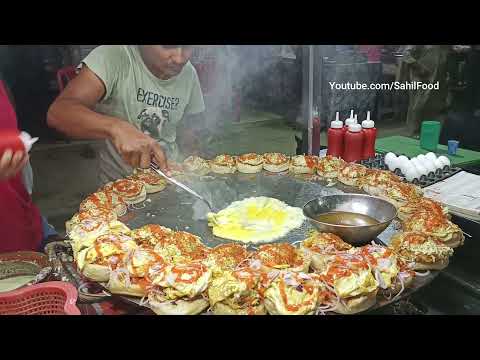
420,121 -> 442,151
375,136 -> 480,167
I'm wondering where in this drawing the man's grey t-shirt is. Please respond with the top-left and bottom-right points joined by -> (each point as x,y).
81,45 -> 205,185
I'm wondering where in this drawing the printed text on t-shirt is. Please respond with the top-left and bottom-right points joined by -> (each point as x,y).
136,87 -> 180,110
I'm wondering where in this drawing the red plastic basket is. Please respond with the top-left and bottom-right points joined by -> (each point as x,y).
0,281 -> 81,315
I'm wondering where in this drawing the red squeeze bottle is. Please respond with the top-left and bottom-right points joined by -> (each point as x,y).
0,130 -> 38,157
343,123 -> 364,163
312,107 -> 321,155
343,110 -> 356,135
361,111 -> 377,160
327,112 -> 344,157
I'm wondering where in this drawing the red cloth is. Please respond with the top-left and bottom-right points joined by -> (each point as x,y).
358,45 -> 383,63
0,80 -> 42,253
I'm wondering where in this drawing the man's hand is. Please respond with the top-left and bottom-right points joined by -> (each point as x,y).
110,120 -> 169,173
0,149 -> 28,181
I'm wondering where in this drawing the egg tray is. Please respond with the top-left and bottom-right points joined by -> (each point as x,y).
360,153 -> 462,188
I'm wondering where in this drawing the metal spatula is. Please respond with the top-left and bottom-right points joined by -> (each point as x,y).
150,162 -> 214,211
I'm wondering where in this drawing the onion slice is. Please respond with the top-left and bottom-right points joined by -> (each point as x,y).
414,270 -> 431,277
129,202 -> 146,210
391,274 -> 405,302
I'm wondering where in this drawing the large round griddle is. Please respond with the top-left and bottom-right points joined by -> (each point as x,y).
115,171 -> 439,314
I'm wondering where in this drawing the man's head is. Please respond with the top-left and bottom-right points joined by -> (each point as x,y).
139,45 -> 194,80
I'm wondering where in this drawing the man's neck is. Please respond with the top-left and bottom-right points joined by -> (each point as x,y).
139,49 -> 171,80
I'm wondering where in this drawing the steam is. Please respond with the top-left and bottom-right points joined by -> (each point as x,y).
192,45 -> 297,136
182,46 -> 301,218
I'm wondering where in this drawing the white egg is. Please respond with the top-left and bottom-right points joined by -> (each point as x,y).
404,167 -> 417,182
425,152 -> 437,162
438,156 -> 451,168
409,166 -> 421,180
398,155 -> 409,164
411,158 -> 421,168
412,161 -> 428,177
384,152 -> 397,166
417,154 -> 427,163
434,158 -> 444,170
387,158 -> 399,171
397,156 -> 410,171
400,161 -> 413,176
418,156 -> 431,168
424,159 -> 437,173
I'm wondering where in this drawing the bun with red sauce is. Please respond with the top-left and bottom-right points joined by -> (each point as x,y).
262,153 -> 290,173
389,232 -> 454,270
317,252 -> 379,314
316,156 -> 346,179
249,243 -> 310,273
208,268 -> 266,315
105,179 -> 147,205
76,233 -> 138,282
300,232 -> 352,272
107,245 -> 164,297
289,155 -> 318,175
210,154 -> 237,174
263,271 -> 324,315
236,153 -> 264,174
147,262 -> 211,315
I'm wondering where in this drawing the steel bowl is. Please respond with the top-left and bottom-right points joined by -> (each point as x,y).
303,194 -> 397,246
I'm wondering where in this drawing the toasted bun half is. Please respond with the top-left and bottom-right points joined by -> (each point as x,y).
210,163 -> 237,174
259,260 -> 310,274
107,276 -> 148,298
361,185 -> 402,208
183,156 -> 211,176
131,170 -> 167,194
290,164 -> 315,174
123,186 -> 147,205
442,232 -> 464,249
308,252 -> 336,273
361,184 -> 386,197
143,182 -> 166,194
396,209 -> 412,222
264,295 -> 316,315
81,263 -> 111,283
107,284 -> 147,298
237,162 -> 263,174
212,302 -> 267,315
337,176 -> 358,186
113,203 -> 128,217
263,162 -> 289,173
332,290 -> 377,314
148,297 -> 209,315
187,166 -> 210,176
316,170 -> 338,179
412,258 -> 449,271
387,272 -> 415,295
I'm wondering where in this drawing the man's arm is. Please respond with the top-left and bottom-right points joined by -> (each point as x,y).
47,67 -> 168,171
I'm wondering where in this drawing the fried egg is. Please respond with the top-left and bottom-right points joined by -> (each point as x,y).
207,197 -> 305,243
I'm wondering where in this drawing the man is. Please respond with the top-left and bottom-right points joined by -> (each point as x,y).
396,45 -> 450,137
47,45 -> 206,185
